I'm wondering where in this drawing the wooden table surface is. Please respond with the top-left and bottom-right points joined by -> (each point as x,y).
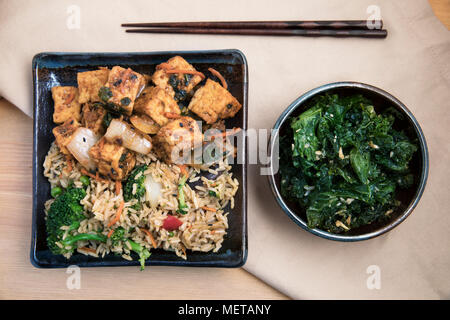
0,99 -> 288,300
429,0 -> 450,29
0,1 -> 448,300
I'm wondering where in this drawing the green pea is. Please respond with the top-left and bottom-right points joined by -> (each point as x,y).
168,231 -> 174,237
51,187 -> 62,198
80,175 -> 90,186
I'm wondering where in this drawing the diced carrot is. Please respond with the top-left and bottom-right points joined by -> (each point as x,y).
80,168 -> 107,183
202,206 -> 217,212
107,201 -> 124,227
180,245 -> 186,256
65,155 -> 73,172
157,64 -> 206,80
140,228 -> 157,248
210,127 -> 241,140
177,164 -> 188,177
208,67 -> 228,89
164,112 -> 181,119
115,180 -> 121,195
156,62 -> 172,70
107,229 -> 114,238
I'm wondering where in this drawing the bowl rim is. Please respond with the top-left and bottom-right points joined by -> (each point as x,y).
267,81 -> 429,241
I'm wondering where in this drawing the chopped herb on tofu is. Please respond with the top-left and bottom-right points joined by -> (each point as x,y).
152,56 -> 203,102
100,66 -> 145,115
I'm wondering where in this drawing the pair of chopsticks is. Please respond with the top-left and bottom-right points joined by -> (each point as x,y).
122,20 -> 387,38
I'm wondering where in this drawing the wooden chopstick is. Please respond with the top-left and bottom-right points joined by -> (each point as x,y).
125,28 -> 387,38
122,20 -> 383,30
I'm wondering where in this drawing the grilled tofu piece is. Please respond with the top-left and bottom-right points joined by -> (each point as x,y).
82,103 -> 107,135
52,118 -> 80,155
153,116 -> 203,163
99,66 -> 145,116
77,68 -> 109,103
89,137 -> 136,180
188,79 -> 242,124
152,56 -> 203,101
51,86 -> 81,124
134,86 -> 180,126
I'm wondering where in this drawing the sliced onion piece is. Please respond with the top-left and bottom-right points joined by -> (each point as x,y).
66,127 -> 100,171
144,174 -> 162,207
104,119 -> 152,154
130,114 -> 160,134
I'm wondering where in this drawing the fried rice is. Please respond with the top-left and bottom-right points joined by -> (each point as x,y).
43,142 -> 239,261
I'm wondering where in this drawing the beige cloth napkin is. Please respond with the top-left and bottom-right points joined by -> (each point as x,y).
1,0 -> 449,299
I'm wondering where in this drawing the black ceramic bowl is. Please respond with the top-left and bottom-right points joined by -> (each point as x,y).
268,82 -> 428,241
31,50 -> 248,268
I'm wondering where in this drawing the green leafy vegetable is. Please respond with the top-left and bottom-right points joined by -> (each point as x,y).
120,97 -> 131,106
208,190 -> 218,198
110,227 -> 151,271
98,86 -> 113,102
102,110 -> 122,129
291,105 -> 322,163
279,93 -> 418,233
350,148 -> 370,184
177,175 -> 189,214
123,165 -> 148,208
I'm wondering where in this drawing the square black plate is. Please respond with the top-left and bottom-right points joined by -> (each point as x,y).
31,49 -> 248,268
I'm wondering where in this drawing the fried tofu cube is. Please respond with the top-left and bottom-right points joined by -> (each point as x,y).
154,117 -> 203,163
99,66 -> 145,115
134,86 -> 180,126
152,56 -> 203,101
88,137 -> 136,180
82,103 -> 107,135
51,86 -> 81,124
52,118 -> 80,155
77,69 -> 109,103
188,79 -> 242,124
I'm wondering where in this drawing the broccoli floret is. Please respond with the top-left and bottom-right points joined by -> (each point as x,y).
110,226 -> 126,246
110,227 -> 151,271
46,187 -> 106,255
128,239 -> 151,271
177,175 -> 188,214
123,165 -> 148,207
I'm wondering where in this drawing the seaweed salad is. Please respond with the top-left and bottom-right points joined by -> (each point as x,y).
279,93 -> 418,233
